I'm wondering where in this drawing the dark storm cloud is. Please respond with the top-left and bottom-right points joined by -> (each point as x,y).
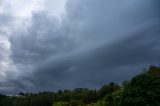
10,12 -> 77,64
6,0 -> 160,92
29,21 -> 160,91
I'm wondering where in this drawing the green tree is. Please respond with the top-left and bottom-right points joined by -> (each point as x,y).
99,82 -> 121,99
120,68 -> 160,106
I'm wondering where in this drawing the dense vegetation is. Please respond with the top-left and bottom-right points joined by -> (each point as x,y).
0,65 -> 160,106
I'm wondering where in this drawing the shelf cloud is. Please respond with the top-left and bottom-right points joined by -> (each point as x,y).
0,0 -> 160,94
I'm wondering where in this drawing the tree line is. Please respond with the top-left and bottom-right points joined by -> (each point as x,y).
0,65 -> 160,106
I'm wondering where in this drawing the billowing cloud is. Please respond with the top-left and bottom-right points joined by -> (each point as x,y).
0,0 -> 160,93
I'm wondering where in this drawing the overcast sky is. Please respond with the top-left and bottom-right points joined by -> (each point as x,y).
0,0 -> 160,94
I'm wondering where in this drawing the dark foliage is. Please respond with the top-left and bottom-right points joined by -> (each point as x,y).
0,65 -> 159,106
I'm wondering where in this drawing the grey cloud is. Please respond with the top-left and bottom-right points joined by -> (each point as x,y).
28,22 -> 160,91
5,0 -> 160,92
0,14 -> 14,35
0,14 -> 12,26
10,12 -> 77,64
65,0 -> 160,42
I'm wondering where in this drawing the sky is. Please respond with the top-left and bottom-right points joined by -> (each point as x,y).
0,0 -> 160,94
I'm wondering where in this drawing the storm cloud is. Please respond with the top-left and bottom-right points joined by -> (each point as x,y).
0,0 -> 160,93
